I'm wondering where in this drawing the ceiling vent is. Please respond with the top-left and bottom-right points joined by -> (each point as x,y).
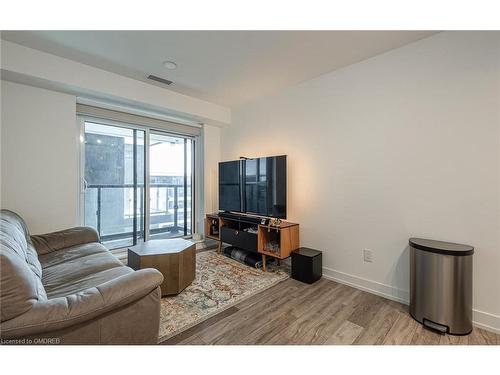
147,75 -> 173,86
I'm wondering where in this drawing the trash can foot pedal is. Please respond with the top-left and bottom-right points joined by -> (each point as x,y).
423,318 -> 449,334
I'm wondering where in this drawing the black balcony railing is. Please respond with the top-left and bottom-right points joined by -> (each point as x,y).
86,183 -> 191,247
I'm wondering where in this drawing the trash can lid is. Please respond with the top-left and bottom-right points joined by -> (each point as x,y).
409,238 -> 474,256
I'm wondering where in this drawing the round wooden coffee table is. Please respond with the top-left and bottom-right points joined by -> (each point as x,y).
128,239 -> 196,296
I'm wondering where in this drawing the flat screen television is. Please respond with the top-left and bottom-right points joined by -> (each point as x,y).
219,155 -> 287,219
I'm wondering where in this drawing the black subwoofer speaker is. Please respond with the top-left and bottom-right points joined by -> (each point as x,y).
291,247 -> 322,284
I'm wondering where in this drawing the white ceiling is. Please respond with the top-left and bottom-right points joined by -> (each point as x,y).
1,31 -> 438,107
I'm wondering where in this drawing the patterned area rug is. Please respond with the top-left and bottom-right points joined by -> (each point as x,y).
157,250 -> 288,342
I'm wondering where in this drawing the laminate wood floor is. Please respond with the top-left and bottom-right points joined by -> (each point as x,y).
162,278 -> 499,345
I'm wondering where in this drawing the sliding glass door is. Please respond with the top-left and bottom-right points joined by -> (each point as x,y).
82,119 -> 194,249
148,132 -> 192,240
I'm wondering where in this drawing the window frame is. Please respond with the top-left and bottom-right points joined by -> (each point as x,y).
77,114 -> 200,244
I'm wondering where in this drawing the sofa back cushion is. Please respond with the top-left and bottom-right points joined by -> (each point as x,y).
0,210 -> 47,321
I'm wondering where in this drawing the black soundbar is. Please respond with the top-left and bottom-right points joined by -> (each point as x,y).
218,212 -> 264,225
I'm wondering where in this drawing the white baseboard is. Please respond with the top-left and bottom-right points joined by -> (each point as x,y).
322,267 -> 410,304
472,309 -> 500,334
322,266 -> 500,335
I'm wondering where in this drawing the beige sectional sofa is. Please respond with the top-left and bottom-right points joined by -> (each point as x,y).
0,210 -> 163,344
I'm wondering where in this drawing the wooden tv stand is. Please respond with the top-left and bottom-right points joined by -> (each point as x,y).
204,213 -> 300,272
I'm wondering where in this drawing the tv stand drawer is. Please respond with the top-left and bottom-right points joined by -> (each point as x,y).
220,226 -> 258,252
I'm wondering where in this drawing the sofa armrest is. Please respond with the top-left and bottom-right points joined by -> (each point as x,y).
30,227 -> 100,255
0,268 -> 163,339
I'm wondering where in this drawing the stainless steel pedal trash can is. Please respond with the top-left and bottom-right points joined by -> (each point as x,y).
409,238 -> 474,335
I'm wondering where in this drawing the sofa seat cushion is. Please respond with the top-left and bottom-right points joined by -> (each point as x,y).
39,242 -> 110,269
44,266 -> 134,299
40,243 -> 132,299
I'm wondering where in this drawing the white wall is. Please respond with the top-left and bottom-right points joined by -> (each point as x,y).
203,124 -> 221,216
222,31 -> 500,332
1,81 -> 79,234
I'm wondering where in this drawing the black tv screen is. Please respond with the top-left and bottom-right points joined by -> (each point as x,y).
218,160 -> 241,212
219,155 -> 287,219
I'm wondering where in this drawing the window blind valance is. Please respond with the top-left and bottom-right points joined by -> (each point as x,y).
76,104 -> 202,137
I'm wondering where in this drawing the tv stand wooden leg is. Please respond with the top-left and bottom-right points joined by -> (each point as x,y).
262,254 -> 266,272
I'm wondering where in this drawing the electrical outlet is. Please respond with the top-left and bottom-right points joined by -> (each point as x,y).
363,249 -> 373,263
